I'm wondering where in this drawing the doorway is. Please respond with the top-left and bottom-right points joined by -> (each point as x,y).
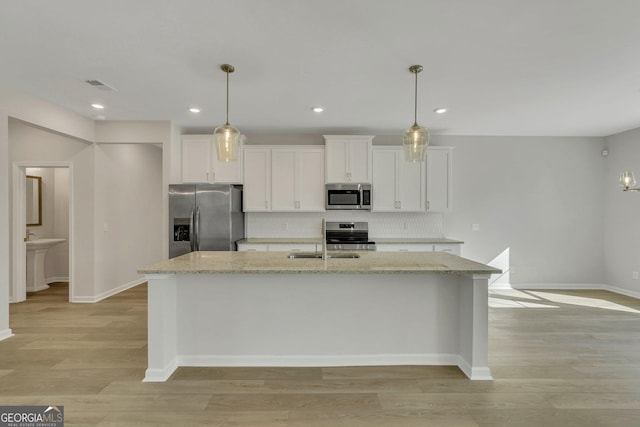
11,162 -> 73,303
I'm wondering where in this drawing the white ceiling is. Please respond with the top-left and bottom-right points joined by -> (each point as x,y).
2,0 -> 640,137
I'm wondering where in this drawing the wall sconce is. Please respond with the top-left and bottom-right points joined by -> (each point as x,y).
619,171 -> 640,192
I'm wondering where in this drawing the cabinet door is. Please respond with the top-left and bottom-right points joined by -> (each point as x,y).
372,149 -> 398,211
243,148 -> 271,211
426,147 -> 452,212
182,136 -> 211,183
348,139 -> 371,183
398,154 -> 426,211
433,244 -> 461,256
211,139 -> 243,183
237,243 -> 269,252
325,139 -> 349,183
297,148 -> 325,211
324,136 -> 372,183
271,149 -> 297,211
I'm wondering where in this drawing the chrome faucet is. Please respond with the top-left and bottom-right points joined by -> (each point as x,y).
24,230 -> 37,242
322,218 -> 328,260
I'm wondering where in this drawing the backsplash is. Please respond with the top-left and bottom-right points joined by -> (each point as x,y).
246,211 -> 444,239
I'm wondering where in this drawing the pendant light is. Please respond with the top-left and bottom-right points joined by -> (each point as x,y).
620,171 -> 640,191
213,64 -> 240,162
403,65 -> 430,162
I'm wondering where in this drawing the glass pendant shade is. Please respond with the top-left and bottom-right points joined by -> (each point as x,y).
403,124 -> 429,162
214,123 -> 240,162
620,171 -> 637,190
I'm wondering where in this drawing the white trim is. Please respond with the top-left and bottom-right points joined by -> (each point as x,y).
457,356 -> 493,380
45,276 -> 69,285
604,284 -> 640,299
491,282 -> 640,300
72,277 -> 145,303
143,358 -> 178,382
12,161 -> 74,303
178,353 -> 460,368
0,329 -> 14,341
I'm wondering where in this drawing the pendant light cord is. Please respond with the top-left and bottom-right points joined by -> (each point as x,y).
413,70 -> 418,127
225,70 -> 230,125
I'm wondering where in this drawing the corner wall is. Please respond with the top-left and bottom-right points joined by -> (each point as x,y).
603,127 -> 640,297
435,135 -> 606,286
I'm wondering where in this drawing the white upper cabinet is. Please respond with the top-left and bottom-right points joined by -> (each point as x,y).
243,147 -> 271,211
244,146 -> 325,212
324,135 -> 373,183
426,147 -> 453,212
372,147 -> 425,212
182,135 -> 243,184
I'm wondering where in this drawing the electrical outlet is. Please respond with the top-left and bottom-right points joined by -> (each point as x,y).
633,271 -> 638,280
103,223 -> 109,232
472,224 -> 480,232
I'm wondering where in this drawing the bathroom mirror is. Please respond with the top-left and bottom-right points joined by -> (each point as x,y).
26,175 -> 42,226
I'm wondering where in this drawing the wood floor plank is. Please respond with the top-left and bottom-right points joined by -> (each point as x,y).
1,282 -> 639,426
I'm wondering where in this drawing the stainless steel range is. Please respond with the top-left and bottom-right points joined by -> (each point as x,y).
325,221 -> 376,251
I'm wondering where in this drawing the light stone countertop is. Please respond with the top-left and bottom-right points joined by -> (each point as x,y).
237,237 -> 464,245
139,251 -> 500,275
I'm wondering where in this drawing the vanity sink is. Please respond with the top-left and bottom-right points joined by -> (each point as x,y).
26,238 -> 66,251
287,252 -> 360,259
26,238 -> 66,292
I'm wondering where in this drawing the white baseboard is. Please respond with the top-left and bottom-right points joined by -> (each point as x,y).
178,353 -> 460,368
0,329 -> 14,341
46,276 -> 69,284
72,277 -> 146,303
143,358 -> 178,382
457,356 -> 492,380
509,283 -> 605,290
491,282 -> 640,300
604,284 -> 640,299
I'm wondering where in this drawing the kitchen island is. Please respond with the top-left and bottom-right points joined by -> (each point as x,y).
138,251 -> 500,382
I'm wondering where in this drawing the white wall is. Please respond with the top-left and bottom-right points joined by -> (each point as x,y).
437,135 -> 606,286
603,127 -> 640,297
94,143 -> 163,298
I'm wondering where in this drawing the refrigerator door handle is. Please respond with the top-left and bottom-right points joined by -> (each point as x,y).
189,206 -> 195,252
195,205 -> 201,251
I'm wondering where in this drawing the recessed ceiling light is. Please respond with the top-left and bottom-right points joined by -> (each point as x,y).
434,107 -> 447,114
312,106 -> 324,113
189,107 -> 201,113
91,103 -> 105,110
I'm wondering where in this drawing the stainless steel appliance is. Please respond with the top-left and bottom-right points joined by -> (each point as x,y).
325,183 -> 371,210
325,221 -> 376,251
169,184 -> 244,258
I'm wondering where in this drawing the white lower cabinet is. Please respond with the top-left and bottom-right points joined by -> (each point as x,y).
376,243 -> 461,256
236,243 -> 269,252
237,243 -> 317,252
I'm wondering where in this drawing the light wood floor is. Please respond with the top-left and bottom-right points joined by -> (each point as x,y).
2,283 -> 640,426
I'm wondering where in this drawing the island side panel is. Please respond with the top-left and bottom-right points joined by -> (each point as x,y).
457,274 -> 492,380
174,273 -> 463,367
144,274 -> 178,382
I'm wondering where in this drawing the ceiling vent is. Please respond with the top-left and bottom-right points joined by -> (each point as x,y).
84,79 -> 117,91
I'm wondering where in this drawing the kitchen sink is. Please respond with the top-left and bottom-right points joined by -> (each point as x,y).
287,252 -> 360,259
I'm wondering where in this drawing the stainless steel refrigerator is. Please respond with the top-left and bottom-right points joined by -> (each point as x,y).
169,184 -> 244,258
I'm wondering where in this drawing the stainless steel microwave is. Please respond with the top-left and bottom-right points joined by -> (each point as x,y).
326,183 -> 372,210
